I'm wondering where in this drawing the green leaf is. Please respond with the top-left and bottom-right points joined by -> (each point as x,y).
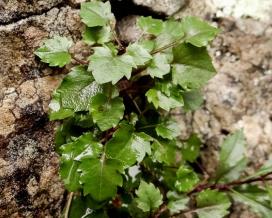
126,43 -> 152,66
175,166 -> 199,192
216,130 -> 247,182
155,20 -> 184,48
231,188 -> 272,218
195,189 -> 231,218
152,139 -> 178,166
106,123 -> 151,168
83,26 -> 112,45
137,16 -> 163,36
56,66 -> 103,112
147,53 -> 171,78
181,16 -> 220,47
181,134 -> 201,162
146,88 -> 183,111
60,133 -> 103,191
135,181 -> 163,212
182,90 -> 204,111
167,191 -> 189,215
35,36 -> 72,67
88,46 -> 134,84
79,158 -> 123,201
172,43 -> 216,90
245,159 -> 272,180
155,120 -> 181,140
90,93 -> 124,131
80,1 -> 114,27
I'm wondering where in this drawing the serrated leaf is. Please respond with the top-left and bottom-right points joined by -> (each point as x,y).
175,166 -> 199,192
231,189 -> 272,218
182,90 -> 204,111
147,53 -> 171,78
155,120 -> 181,140
167,191 -> 189,215
146,88 -> 183,111
195,189 -> 231,218
172,43 -> 216,90
90,93 -> 124,131
56,66 -> 103,112
35,36 -> 72,67
181,134 -> 201,162
106,123 -> 152,167
137,16 -> 163,36
135,181 -> 163,212
80,1 -> 114,27
79,158 -> 123,201
89,46 -> 134,84
83,26 -> 112,45
126,43 -> 152,66
152,139 -> 178,165
181,16 -> 220,47
216,130 -> 247,182
60,133 -> 103,191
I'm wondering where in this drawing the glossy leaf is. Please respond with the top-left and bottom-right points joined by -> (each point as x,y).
135,181 -> 163,212
175,166 -> 199,192
35,36 -> 72,67
90,93 -> 124,131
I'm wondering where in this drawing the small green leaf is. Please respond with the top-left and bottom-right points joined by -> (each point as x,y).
195,189 -> 231,218
155,120 -> 181,140
60,133 -> 103,191
182,90 -> 204,111
216,130 -> 247,182
152,139 -> 178,166
175,166 -> 199,192
181,16 -> 220,47
89,46 -> 134,84
126,43 -> 152,66
181,134 -> 201,162
79,158 -> 123,201
106,123 -> 152,168
80,1 -> 114,27
90,93 -> 124,131
35,36 -> 72,67
137,16 -> 163,36
135,181 -> 163,212
167,191 -> 189,215
147,53 -> 171,78
172,43 -> 216,90
83,26 -> 112,45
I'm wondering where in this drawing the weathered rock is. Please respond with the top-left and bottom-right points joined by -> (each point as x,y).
133,0 -> 186,16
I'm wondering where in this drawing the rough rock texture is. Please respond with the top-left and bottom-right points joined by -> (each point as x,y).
0,0 -> 271,217
0,3 -> 82,217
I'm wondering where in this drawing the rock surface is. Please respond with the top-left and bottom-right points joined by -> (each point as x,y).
0,0 -> 271,217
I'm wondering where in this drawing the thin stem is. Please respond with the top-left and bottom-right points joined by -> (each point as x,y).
64,192 -> 74,218
129,94 -> 141,114
151,35 -> 185,55
70,54 -> 89,65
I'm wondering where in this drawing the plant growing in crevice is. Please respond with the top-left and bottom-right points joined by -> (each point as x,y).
35,1 -> 272,217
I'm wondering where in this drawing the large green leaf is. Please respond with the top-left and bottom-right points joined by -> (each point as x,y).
147,53 -> 171,78
83,26 -> 112,45
60,133 -> 103,192
172,43 -> 216,90
175,166 -> 199,192
35,36 -> 72,67
79,158 -> 123,201
195,189 -> 231,218
55,66 -> 103,112
155,120 -> 181,140
137,16 -> 163,36
181,16 -> 220,47
80,1 -> 114,27
88,46 -> 134,84
126,43 -> 152,66
135,181 -> 163,212
106,123 -> 151,168
90,93 -> 124,131
216,130 -> 247,182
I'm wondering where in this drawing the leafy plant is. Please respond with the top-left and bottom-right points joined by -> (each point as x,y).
35,1 -> 272,217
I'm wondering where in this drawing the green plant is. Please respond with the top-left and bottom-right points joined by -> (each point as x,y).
35,1 -> 272,217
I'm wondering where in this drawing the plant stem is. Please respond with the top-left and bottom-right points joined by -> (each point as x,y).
64,192 -> 74,218
70,54 -> 89,65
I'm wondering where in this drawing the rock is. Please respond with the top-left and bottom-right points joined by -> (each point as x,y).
133,0 -> 186,16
